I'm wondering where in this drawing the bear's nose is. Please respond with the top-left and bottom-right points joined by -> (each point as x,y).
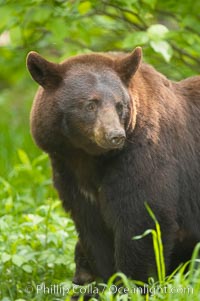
107,131 -> 126,147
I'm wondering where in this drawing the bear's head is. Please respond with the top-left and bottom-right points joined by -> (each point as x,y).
27,47 -> 142,156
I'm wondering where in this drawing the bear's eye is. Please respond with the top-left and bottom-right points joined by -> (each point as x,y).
86,101 -> 97,112
116,102 -> 123,116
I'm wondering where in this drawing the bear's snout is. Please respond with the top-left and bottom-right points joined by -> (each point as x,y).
94,123 -> 126,151
105,129 -> 126,148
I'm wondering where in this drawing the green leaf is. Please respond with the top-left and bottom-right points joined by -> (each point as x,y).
17,149 -> 31,166
147,24 -> 169,41
124,11 -> 140,22
29,7 -> 52,24
150,40 -> 173,62
9,27 -> 22,47
24,214 -> 44,225
0,217 -> 10,231
123,31 -> 149,48
12,254 -> 25,267
32,153 -> 48,167
22,264 -> 33,273
46,19 -> 68,42
0,7 -> 13,31
143,0 -> 157,9
78,1 -> 92,14
133,229 -> 153,240
1,252 -> 11,263
4,196 -> 13,212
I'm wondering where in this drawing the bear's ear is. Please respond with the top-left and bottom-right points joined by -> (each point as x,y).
116,47 -> 142,84
26,51 -> 63,89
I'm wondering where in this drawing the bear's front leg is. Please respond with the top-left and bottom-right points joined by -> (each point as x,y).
73,198 -> 116,282
117,216 -> 179,283
50,154 -> 115,283
101,161 -> 179,282
107,202 -> 177,283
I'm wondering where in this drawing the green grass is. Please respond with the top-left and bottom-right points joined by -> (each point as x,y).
0,85 -> 200,301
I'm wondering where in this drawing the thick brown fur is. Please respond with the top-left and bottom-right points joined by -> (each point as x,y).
27,47 -> 200,284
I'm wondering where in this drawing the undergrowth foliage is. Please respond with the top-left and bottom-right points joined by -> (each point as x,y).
0,150 -> 76,301
0,149 -> 200,300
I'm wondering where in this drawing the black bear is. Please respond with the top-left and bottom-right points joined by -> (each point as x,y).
27,47 -> 200,284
